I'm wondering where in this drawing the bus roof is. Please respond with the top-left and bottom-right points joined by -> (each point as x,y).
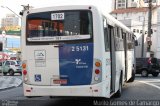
104,13 -> 132,33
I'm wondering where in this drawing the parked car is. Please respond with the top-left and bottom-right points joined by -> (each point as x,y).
136,58 -> 160,77
0,60 -> 22,76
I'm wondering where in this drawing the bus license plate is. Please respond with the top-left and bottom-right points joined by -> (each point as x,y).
156,70 -> 159,72
53,79 -> 67,84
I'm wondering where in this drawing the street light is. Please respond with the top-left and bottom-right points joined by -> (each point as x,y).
1,6 -> 21,18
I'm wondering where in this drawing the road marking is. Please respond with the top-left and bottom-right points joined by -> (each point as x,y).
141,80 -> 160,83
139,81 -> 160,90
136,80 -> 160,83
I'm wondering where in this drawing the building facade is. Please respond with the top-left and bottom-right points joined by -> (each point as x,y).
111,5 -> 160,58
1,14 -> 19,27
112,0 -> 160,10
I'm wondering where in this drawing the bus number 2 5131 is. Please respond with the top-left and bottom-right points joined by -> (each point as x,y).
71,46 -> 89,52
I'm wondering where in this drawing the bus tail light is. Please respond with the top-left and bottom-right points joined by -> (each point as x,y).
95,62 -> 101,67
23,70 -> 27,75
23,70 -> 28,82
94,76 -> 99,81
95,69 -> 100,74
24,77 -> 28,82
22,60 -> 29,83
22,63 -> 27,69
92,59 -> 102,84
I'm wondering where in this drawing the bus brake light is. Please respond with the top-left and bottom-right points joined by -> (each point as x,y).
95,69 -> 100,74
23,70 -> 27,75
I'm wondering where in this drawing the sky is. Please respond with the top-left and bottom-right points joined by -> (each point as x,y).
0,0 -> 112,26
0,0 -> 112,48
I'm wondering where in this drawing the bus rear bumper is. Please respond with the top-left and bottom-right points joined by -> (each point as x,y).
23,81 -> 110,98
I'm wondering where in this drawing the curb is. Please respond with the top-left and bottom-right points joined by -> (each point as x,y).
0,76 -> 22,90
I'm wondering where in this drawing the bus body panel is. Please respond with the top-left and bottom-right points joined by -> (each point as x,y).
126,51 -> 133,81
59,43 -> 93,86
23,80 -> 110,97
103,52 -> 112,96
115,51 -> 125,92
25,43 -> 94,86
23,6 -> 96,86
21,5 -> 135,98
25,46 -> 60,85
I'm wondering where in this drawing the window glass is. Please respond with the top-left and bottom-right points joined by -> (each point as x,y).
5,61 -> 10,65
117,27 -> 120,38
144,0 -> 148,3
103,17 -> 110,51
117,0 -> 126,8
114,27 -> 117,37
17,61 -> 21,65
152,0 -> 156,3
27,10 -> 93,42
119,28 -> 122,38
11,61 -> 15,65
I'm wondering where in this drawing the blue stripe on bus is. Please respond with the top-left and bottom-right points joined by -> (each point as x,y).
59,43 -> 93,86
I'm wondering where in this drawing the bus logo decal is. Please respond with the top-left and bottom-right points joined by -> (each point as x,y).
37,53 -> 44,56
35,74 -> 41,82
34,50 -> 46,60
75,59 -> 81,65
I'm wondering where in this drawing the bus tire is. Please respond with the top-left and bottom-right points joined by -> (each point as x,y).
114,74 -> 122,98
26,96 -> 32,98
128,70 -> 135,82
26,96 -> 40,98
50,96 -> 55,99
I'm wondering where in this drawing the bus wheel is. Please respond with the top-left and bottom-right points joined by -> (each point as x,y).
114,76 -> 122,98
50,96 -> 55,99
128,70 -> 135,82
26,96 -> 32,98
141,69 -> 148,77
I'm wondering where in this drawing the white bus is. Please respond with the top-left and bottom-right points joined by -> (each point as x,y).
21,5 -> 137,98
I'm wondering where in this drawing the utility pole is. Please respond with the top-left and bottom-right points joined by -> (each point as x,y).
141,16 -> 145,58
20,4 -> 33,15
147,0 -> 152,53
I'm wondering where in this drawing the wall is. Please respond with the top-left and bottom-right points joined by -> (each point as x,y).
143,0 -> 160,7
128,0 -> 140,8
155,8 -> 160,59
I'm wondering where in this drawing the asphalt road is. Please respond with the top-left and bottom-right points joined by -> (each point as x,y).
0,75 -> 160,106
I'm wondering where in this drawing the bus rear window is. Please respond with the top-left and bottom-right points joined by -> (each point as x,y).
26,10 -> 93,42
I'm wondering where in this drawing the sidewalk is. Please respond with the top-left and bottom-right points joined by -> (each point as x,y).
0,76 -> 22,90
